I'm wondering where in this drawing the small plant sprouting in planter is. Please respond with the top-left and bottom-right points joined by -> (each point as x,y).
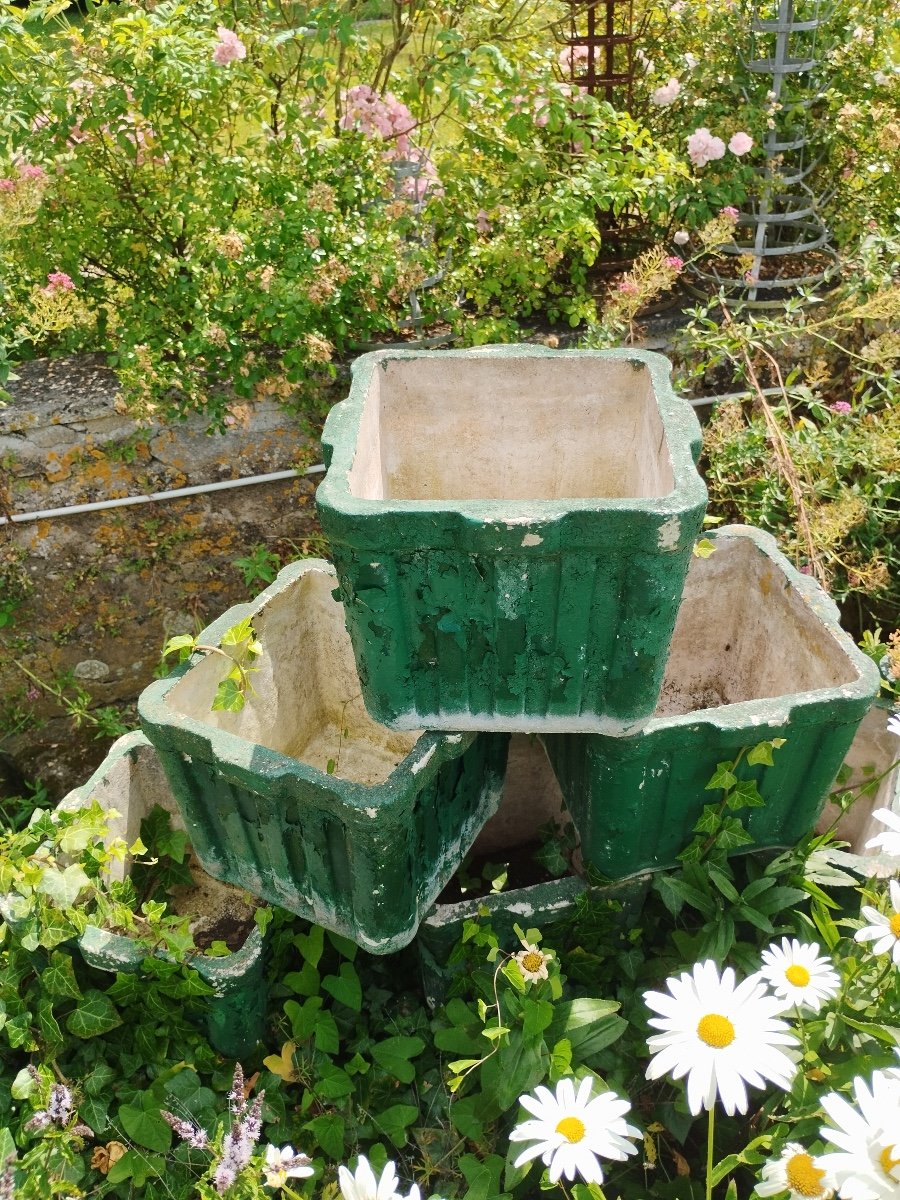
162,616 -> 262,713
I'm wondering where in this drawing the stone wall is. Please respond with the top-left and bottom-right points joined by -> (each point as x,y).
0,355 -> 332,797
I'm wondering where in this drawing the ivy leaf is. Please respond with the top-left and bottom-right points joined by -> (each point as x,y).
65,989 -> 122,1039
212,677 -> 245,712
42,951 -> 82,1000
35,863 -> 91,907
371,1036 -> 425,1084
706,762 -> 737,791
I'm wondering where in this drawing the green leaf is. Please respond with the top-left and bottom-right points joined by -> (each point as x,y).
314,1062 -> 354,1101
460,1152 -> 511,1200
65,989 -> 122,1039
284,961 -> 319,997
294,923 -> 324,967
118,1104 -> 172,1153
10,1068 -> 35,1100
374,1103 -> 418,1149
36,863 -> 91,907
36,997 -> 63,1051
42,951 -> 82,1000
304,1112 -> 345,1159
371,1035 -> 425,1083
728,779 -> 765,809
162,634 -> 195,658
706,762 -> 738,791
212,676 -> 245,712
80,1093 -> 110,1135
322,962 -> 362,1011
107,1149 -> 164,1187
841,1016 -> 900,1046
693,538 -> 716,558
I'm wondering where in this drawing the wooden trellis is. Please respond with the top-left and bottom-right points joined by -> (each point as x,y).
560,0 -> 636,105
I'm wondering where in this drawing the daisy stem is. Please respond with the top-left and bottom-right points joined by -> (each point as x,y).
705,1106 -> 715,1200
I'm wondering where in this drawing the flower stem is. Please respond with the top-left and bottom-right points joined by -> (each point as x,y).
706,1105 -> 715,1200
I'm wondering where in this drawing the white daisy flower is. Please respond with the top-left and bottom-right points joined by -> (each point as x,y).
756,1142 -> 834,1199
338,1155 -> 418,1200
865,809 -> 900,859
509,1076 -> 640,1184
887,713 -> 900,738
854,879 -> 900,965
758,938 -> 841,1013
817,1070 -> 900,1200
644,959 -> 799,1115
263,1144 -> 314,1189
515,943 -> 550,983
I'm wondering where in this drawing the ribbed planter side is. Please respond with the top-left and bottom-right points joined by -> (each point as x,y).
542,526 -> 880,877
317,346 -> 707,733
57,731 -> 266,1060
139,560 -> 509,954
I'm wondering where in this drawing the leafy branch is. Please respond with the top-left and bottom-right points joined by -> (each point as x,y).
162,615 -> 262,713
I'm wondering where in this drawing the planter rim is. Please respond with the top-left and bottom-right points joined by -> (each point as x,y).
138,558 -> 476,809
317,345 -> 707,525
583,525 -> 879,736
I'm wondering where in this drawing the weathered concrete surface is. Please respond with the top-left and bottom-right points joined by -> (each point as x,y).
138,559 -> 509,953
0,354 -> 331,799
542,525 -> 881,878
318,345 -> 708,733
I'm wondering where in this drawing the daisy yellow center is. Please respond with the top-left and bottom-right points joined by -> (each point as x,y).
555,1116 -> 586,1144
785,964 -> 812,987
697,1013 -> 735,1048
521,952 -> 544,973
879,1144 -> 900,1179
785,1152 -> 827,1197
889,913 -> 900,938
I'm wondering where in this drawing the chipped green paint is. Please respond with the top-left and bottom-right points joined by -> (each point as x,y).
139,561 -> 510,954
541,527 -> 881,878
316,345 -> 707,732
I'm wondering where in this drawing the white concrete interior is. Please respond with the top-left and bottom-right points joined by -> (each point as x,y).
167,570 -> 422,786
656,537 -> 863,716
816,703 -> 900,861
348,356 -> 675,502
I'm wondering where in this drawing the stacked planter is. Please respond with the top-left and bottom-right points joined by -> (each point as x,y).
135,344 -> 879,965
139,559 -> 508,954
29,732 -> 266,1058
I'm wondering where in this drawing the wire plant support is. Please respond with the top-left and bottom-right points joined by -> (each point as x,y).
691,0 -> 838,306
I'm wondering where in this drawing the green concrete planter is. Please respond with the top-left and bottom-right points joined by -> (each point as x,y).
542,526 -> 881,878
138,560 -> 508,954
317,345 -> 707,733
59,732 -> 266,1060
816,699 -> 900,879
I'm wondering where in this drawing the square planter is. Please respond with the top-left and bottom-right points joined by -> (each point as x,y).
138,560 -> 509,954
316,345 -> 707,733
58,732 -> 266,1060
816,699 -> 900,877
541,526 -> 881,878
416,735 -> 651,1005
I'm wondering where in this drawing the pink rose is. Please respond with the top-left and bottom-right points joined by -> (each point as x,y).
212,26 -> 246,66
728,131 -> 754,156
686,127 -> 726,167
651,78 -> 681,106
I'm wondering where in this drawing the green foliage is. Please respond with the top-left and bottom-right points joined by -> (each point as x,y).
162,615 -> 262,713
